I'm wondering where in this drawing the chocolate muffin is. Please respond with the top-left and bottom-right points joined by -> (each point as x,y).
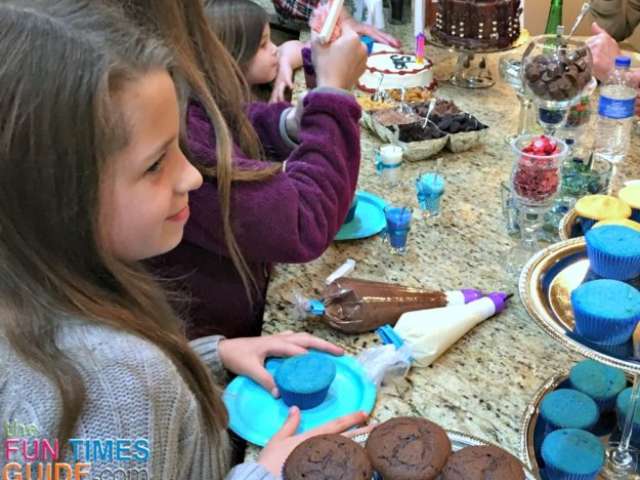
365,417 -> 451,480
283,434 -> 372,480
441,445 -> 525,480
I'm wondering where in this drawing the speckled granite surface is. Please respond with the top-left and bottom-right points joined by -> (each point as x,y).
243,14 -> 640,463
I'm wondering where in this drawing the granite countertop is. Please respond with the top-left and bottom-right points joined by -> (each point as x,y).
243,15 -> 640,463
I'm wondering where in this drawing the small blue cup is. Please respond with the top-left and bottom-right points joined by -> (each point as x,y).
416,172 -> 445,218
383,205 -> 413,254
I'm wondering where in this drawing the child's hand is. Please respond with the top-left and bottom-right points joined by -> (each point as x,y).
271,61 -> 294,103
313,24 -> 367,90
257,408 -> 370,476
217,331 -> 344,396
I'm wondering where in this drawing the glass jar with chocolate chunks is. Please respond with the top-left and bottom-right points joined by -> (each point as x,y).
521,35 -> 593,109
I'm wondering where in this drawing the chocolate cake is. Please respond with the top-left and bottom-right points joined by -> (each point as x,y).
283,434 -> 372,480
441,445 -> 526,480
365,417 -> 451,480
432,0 -> 522,50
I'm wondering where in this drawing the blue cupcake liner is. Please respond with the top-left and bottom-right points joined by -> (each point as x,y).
279,384 -> 332,410
587,240 -> 640,281
568,330 -> 634,359
544,463 -> 600,480
573,303 -> 637,346
577,216 -> 597,235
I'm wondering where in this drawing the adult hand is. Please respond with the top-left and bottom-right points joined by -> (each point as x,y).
313,24 -> 368,90
342,14 -> 401,48
257,408 -> 370,477
271,60 -> 294,103
587,22 -> 621,81
217,331 -> 344,397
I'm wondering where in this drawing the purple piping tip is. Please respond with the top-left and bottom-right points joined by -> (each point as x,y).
461,288 -> 483,304
487,292 -> 510,313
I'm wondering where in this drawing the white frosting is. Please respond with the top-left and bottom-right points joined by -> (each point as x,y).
358,52 -> 434,92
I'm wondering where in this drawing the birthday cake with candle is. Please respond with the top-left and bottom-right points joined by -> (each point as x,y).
432,0 -> 522,50
357,52 -> 435,94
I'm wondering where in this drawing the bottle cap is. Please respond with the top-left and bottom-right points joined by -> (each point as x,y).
615,56 -> 632,68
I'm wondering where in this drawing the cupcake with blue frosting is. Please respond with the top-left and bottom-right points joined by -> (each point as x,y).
541,429 -> 605,480
275,353 -> 337,410
569,359 -> 627,412
586,225 -> 640,281
575,195 -> 631,234
619,185 -> 640,222
539,389 -> 599,434
615,387 -> 640,448
572,279 -> 640,346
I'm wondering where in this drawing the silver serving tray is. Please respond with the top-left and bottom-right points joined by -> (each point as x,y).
519,238 -> 640,373
354,430 -> 539,479
520,371 -> 637,478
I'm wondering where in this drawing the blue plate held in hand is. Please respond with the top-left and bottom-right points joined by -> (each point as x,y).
223,352 -> 377,446
335,191 -> 387,241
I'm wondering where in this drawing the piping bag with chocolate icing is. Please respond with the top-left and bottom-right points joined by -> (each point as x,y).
297,277 -> 483,334
389,292 -> 511,367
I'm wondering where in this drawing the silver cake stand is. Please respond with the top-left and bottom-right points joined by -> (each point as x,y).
427,29 -> 530,89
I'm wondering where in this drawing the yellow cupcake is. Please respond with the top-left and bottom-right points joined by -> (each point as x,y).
594,218 -> 640,232
619,185 -> 640,210
574,194 -> 631,221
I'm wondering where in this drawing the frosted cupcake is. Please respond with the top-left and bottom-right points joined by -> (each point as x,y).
585,226 -> 640,281
619,185 -> 640,222
275,353 -> 337,409
615,387 -> 640,448
541,429 -> 605,480
574,194 -> 631,234
539,389 -> 599,434
572,279 -> 640,346
569,359 -> 627,412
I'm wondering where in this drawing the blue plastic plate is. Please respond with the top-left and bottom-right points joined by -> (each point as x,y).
335,191 -> 387,241
223,353 -> 377,446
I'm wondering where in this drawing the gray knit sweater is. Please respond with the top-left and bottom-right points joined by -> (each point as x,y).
0,322 -> 275,479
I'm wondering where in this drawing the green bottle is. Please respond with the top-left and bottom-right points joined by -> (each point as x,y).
544,0 -> 564,35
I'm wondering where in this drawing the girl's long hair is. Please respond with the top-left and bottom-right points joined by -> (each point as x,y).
114,0 -> 282,301
0,2 -> 229,474
203,0 -> 269,70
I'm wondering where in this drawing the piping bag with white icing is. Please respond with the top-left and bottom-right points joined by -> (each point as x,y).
391,292 -> 510,367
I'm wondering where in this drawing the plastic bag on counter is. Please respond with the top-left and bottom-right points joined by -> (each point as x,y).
295,277 -> 483,334
357,342 -> 412,387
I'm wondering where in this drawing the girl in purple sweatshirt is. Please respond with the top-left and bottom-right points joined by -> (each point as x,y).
116,0 -> 367,340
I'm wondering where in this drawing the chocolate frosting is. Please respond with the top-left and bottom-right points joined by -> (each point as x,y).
319,277 -> 448,334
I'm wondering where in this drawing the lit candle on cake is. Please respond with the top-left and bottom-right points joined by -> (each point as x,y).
414,0 -> 425,64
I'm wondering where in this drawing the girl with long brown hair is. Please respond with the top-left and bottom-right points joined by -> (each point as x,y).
114,0 -> 368,341
204,0 -> 304,103
0,1 -> 366,477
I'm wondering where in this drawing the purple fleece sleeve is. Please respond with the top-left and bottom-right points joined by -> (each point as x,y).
185,90 -> 361,263
246,101 -> 293,162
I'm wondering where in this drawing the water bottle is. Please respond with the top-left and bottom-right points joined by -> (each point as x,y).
593,56 -> 637,166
